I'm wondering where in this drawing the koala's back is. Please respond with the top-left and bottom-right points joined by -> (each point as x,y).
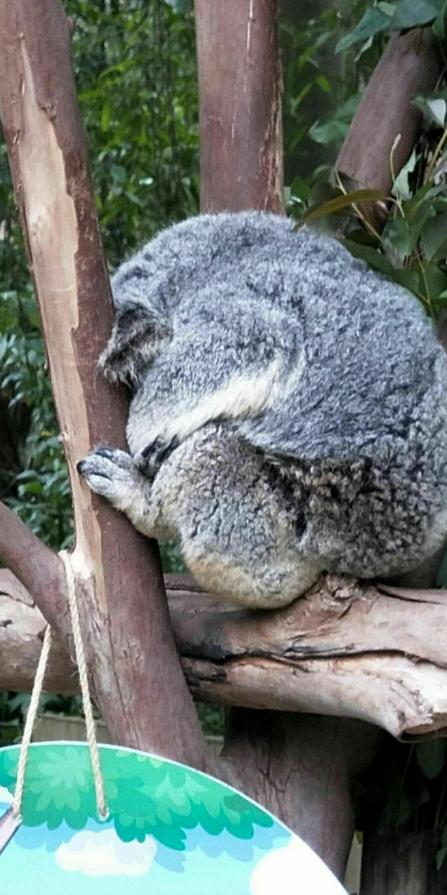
117,211 -> 447,472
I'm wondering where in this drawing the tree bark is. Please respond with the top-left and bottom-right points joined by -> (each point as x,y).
195,0 -> 283,214
337,29 -> 442,197
3,570 -> 447,739
0,0 -> 208,769
361,832 -> 447,894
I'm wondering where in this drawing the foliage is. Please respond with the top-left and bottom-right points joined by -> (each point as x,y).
338,0 -> 447,52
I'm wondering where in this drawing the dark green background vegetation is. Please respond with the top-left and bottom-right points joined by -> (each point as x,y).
2,0 -> 447,863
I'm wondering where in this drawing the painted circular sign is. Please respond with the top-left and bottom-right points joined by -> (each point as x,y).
0,742 -> 346,893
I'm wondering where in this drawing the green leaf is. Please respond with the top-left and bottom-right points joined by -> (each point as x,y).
392,149 -> 417,201
416,739 -> 446,780
413,95 -> 447,130
336,6 -> 394,52
433,0 -> 447,36
382,216 -> 413,265
420,212 -> 447,260
163,0 -> 193,11
309,94 -> 361,147
390,0 -> 443,28
302,189 -> 384,224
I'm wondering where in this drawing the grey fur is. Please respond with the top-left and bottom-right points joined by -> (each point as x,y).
79,211 -> 447,608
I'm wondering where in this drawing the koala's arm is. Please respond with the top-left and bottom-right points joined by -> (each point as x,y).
124,293 -> 302,470
78,429 -> 321,609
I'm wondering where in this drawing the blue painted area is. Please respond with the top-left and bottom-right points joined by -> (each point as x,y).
0,813 -> 288,894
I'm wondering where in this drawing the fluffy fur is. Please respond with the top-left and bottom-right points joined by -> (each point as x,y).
79,211 -> 447,608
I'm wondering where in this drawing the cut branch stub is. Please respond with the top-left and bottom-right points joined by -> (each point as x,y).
0,1 -> 207,767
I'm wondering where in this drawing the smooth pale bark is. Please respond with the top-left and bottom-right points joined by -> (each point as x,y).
0,2 -> 207,768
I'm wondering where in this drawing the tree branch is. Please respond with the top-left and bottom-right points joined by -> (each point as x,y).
3,571 -> 445,740
336,29 -> 442,212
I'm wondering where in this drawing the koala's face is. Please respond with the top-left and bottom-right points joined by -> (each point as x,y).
100,303 -> 172,388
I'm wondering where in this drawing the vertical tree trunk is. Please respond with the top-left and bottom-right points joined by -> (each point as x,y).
0,0 -> 208,768
361,832 -> 447,895
195,0 -> 283,214
336,29 -> 442,209
195,0 -> 380,879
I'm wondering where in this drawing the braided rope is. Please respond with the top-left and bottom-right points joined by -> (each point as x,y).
11,625 -> 52,819
12,550 -> 108,821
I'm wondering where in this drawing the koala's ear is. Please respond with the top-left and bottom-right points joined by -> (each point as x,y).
99,302 -> 171,387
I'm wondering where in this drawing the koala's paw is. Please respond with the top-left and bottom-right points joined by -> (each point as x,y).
77,447 -> 144,511
135,436 -> 179,478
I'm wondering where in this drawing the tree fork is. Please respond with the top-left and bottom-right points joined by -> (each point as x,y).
0,0 -> 208,768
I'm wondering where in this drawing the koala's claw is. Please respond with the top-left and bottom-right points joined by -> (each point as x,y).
136,436 -> 178,477
78,447 -> 142,509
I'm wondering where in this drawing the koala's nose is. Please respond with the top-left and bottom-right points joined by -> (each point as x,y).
76,460 -> 86,476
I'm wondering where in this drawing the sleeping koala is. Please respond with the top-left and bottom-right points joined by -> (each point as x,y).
78,211 -> 447,608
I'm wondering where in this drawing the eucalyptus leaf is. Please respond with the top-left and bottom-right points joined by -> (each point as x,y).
392,149 -> 417,201
382,216 -> 413,265
420,212 -> 447,260
302,189 -> 384,224
413,95 -> 447,130
336,6 -> 394,52
390,0 -> 443,28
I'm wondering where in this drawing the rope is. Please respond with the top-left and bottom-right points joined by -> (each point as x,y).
12,550 -> 109,822
11,625 -> 52,819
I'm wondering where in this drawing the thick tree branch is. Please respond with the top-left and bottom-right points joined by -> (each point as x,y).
336,29 -> 442,212
2,570 -> 447,740
0,502 -> 67,633
0,1 -> 207,768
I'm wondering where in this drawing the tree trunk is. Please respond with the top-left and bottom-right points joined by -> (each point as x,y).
361,832 -> 447,895
0,0 -> 208,769
195,0 -> 283,214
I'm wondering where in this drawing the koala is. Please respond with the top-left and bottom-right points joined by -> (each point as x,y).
78,211 -> 447,608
